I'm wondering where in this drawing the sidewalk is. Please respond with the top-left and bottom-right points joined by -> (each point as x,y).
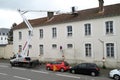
0,58 -> 10,63
100,68 -> 111,77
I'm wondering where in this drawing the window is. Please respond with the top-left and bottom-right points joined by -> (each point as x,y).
67,44 -> 73,48
85,43 -> 91,57
52,44 -> 57,49
39,29 -> 43,38
1,37 -> 3,40
29,45 -> 32,49
67,26 -> 72,37
19,32 -> 22,40
79,63 -> 87,68
39,45 -> 44,55
6,33 -> 8,35
106,43 -> 114,58
28,30 -> 32,36
105,21 -> 113,34
52,28 -> 57,38
84,23 -> 91,36
19,45 -> 22,52
3,33 -> 5,35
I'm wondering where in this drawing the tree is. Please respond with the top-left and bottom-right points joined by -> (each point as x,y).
8,23 -> 17,44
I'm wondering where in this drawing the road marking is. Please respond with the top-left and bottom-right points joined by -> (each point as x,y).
12,67 -> 27,71
14,76 -> 31,80
0,65 -> 8,68
0,73 -> 8,76
31,70 -> 49,74
56,74 -> 80,79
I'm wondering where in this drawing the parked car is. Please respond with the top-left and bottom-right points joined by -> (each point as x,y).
69,63 -> 100,76
109,69 -> 120,80
46,60 -> 70,72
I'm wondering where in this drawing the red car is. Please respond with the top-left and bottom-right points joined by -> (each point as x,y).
46,60 -> 70,72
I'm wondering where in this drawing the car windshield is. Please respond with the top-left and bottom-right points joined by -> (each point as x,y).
64,61 -> 69,66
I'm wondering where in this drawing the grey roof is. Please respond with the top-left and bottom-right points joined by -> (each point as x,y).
0,28 -> 10,35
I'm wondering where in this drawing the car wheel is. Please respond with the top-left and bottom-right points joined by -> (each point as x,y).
114,74 -> 120,80
60,68 -> 64,72
71,70 -> 75,74
91,72 -> 96,76
47,67 -> 50,70
11,63 -> 15,67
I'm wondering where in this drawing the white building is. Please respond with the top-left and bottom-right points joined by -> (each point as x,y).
0,28 -> 9,45
13,1 -> 120,68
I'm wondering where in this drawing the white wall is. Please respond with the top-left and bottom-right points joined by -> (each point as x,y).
13,16 -> 120,68
0,36 -> 8,44
0,44 -> 13,59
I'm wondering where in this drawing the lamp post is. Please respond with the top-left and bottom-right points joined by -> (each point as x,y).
98,39 -> 106,69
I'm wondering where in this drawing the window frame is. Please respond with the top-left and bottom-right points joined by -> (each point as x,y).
106,43 -> 115,58
52,44 -> 57,49
52,27 -> 57,38
67,44 -> 73,49
19,31 -> 22,40
19,45 -> 22,52
84,23 -> 91,36
105,21 -> 114,35
85,43 -> 92,57
67,25 -> 72,37
39,29 -> 43,38
39,44 -> 44,55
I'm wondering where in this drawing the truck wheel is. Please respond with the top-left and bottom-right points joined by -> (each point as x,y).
26,63 -> 31,68
11,63 -> 15,67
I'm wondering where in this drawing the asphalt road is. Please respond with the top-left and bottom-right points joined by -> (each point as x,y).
0,62 -> 112,80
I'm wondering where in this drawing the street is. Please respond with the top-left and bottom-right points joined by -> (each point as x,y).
0,62 -> 112,80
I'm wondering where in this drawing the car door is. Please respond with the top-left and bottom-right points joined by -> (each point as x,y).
78,63 -> 87,74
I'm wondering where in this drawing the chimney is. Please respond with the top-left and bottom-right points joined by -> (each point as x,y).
71,6 -> 78,16
98,0 -> 104,13
47,12 -> 54,19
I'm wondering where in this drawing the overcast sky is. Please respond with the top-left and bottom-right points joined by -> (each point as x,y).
0,0 -> 120,29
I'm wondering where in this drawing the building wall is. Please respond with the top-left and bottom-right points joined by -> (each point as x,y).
0,35 -> 8,44
0,44 -> 13,59
13,16 -> 120,68
0,28 -> 9,45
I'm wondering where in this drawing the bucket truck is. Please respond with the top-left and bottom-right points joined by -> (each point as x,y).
10,10 -> 40,68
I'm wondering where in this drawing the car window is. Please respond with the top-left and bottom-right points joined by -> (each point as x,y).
56,62 -> 62,64
79,63 -> 87,68
18,55 -> 22,58
64,61 -> 69,66
25,57 -> 31,61
87,63 -> 98,68
13,55 -> 16,58
51,62 -> 56,64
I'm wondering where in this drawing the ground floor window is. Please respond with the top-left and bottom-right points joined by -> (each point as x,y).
85,43 -> 91,57
39,45 -> 44,55
106,43 -> 114,58
18,45 -> 22,52
67,44 -> 73,48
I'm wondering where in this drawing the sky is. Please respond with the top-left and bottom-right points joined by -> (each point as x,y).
0,0 -> 120,29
